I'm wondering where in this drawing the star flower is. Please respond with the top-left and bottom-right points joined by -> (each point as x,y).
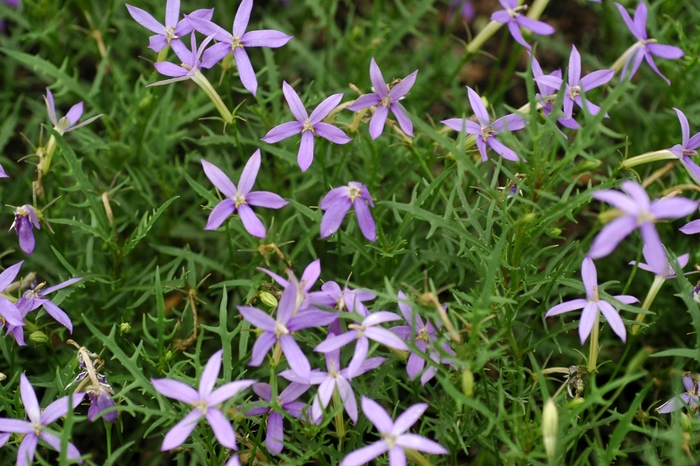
391,291 -> 455,385
588,180 -> 697,259
346,58 -> 418,140
9,205 -> 40,255
314,311 -> 408,378
614,2 -> 684,85
237,279 -> 336,382
149,32 -> 218,86
185,0 -> 293,95
6,276 -> 82,345
151,349 -> 255,451
668,108 -> 700,184
258,259 -> 336,314
0,374 -> 85,466
629,244 -> 689,279
311,280 -> 376,334
657,372 -> 700,417
0,261 -> 26,329
530,53 -> 579,130
44,88 -> 103,137
244,382 -> 311,455
280,334 -> 385,424
544,257 -> 638,343
261,82 -> 351,171
319,181 -> 376,242
340,396 -> 448,466
490,0 -> 555,50
441,86 -> 527,162
125,0 -> 213,54
202,150 -> 288,238
534,45 -> 614,119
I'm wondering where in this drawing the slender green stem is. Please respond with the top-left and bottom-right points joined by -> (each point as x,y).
42,134 -> 57,175
587,313 -> 600,373
156,45 -> 170,63
631,275 -> 665,335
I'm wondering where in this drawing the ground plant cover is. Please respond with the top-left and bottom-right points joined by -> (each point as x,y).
0,0 -> 699,464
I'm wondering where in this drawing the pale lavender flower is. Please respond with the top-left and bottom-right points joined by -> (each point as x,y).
244,382 -> 310,455
346,58 -> 418,140
0,261 -> 26,330
668,108 -> 700,184
656,372 -> 700,416
340,396 -> 448,466
312,280 -> 376,334
0,374 -> 85,465
9,205 -> 39,255
261,82 -> 351,171
6,276 -> 82,344
125,1 -> 213,54
202,150 -> 288,238
530,54 -> 579,130
237,279 -> 336,382
491,0 -> 555,50
258,259 -> 335,314
281,334 -> 384,424
185,0 -> 293,96
149,33 -> 218,86
615,2 -> 684,85
44,88 -> 103,136
545,257 -> 638,343
534,45 -> 614,119
151,349 -> 255,451
314,311 -> 408,378
442,86 -> 527,162
391,291 -> 455,385
588,180 -> 697,259
629,244 -> 689,278
319,181 -> 376,242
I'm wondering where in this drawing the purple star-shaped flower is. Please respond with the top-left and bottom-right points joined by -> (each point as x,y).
346,58 -> 418,140
281,334 -> 385,424
490,0 -> 555,50
237,278 -> 336,382
614,2 -> 684,85
391,291 -> 455,385
186,0 -> 293,96
668,108 -> 700,184
202,150 -> 288,238
545,257 -> 638,343
9,205 -> 40,255
0,374 -> 85,466
149,33 -> 218,86
629,244 -> 689,279
244,382 -> 310,455
530,54 -> 579,130
340,397 -> 448,466
125,1 -> 213,54
534,45 -> 614,119
588,180 -> 697,260
657,372 -> 700,416
151,349 -> 255,451
0,261 -> 26,330
44,88 -> 103,136
442,86 -> 527,162
6,276 -> 82,344
314,311 -> 408,378
261,82 -> 351,172
258,259 -> 335,314
319,181 -> 376,242
311,280 -> 376,334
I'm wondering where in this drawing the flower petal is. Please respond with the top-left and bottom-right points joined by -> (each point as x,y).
42,300 -> 73,333
242,30 -> 293,48
361,396 -> 394,432
246,191 -> 288,209
340,440 -> 390,466
266,411 -> 284,455
205,200 -> 236,230
391,102 -> 413,137
17,434 -> 38,466
467,86 -> 490,127
347,335 -> 369,378
309,93 -> 344,124
20,374 -> 40,423
314,330 -> 358,353
125,4 -> 164,34
353,198 -> 376,242
369,105 -> 389,140
202,160 -> 237,198
209,380 -> 256,406
261,121 -> 303,143
392,403 -> 428,435
364,327 -> 409,350
581,257 -> 598,300
598,300 -> 626,342
280,334 -> 311,382
161,409 -> 203,450
233,0 -> 252,37
315,122 -> 352,145
396,433 -> 448,454
578,301 -> 599,344
207,408 -> 237,449
249,331 -> 277,366
282,81 -> 308,122
199,349 -> 223,398
237,306 -> 276,332
234,47 -> 257,95
369,58 -> 388,98
298,131 -> 315,172
389,69 -> 418,100
41,393 -> 84,425
347,93 -> 381,111
238,204 -> 266,238
588,215 -> 637,259
152,378 -> 200,404
320,198 -> 352,238
336,377 -> 358,423
544,299 -> 588,318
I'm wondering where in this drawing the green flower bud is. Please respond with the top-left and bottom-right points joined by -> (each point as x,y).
462,368 -> 474,397
681,412 -> 693,432
259,291 -> 278,308
542,398 -> 558,460
29,331 -> 50,344
119,322 -> 131,335
567,397 -> 585,409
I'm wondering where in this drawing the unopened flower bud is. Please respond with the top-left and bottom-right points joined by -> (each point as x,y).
542,398 -> 558,460
119,322 -> 131,335
259,291 -> 278,308
29,331 -> 50,344
681,412 -> 693,432
462,368 -> 474,397
0,372 -> 6,382
567,397 -> 585,409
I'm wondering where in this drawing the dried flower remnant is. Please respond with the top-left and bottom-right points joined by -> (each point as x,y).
347,58 -> 418,140
185,0 -> 293,96
261,82 -> 351,172
151,349 -> 255,451
588,180 -> 697,259
491,0 -> 555,50
340,397 -> 448,466
202,150 -> 288,237
125,0 -> 213,55
614,2 -> 684,85
0,374 -> 85,465
442,86 -> 527,162
9,205 -> 40,255
657,372 -> 700,417
319,181 -> 376,242
544,257 -> 638,344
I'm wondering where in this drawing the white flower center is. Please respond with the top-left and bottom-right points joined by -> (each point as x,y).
165,26 -> 178,43
192,399 -> 208,415
481,125 -> 495,140
347,185 -> 362,202
231,36 -> 243,49
32,421 -> 43,436
302,119 -> 315,133
348,323 -> 364,338
275,321 -> 290,338
235,192 -> 247,208
569,85 -> 581,100
380,95 -> 391,107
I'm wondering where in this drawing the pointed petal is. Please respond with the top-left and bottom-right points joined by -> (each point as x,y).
198,349 -> 223,398
246,191 -> 288,209
165,0 -> 180,28
201,42 -> 233,69
205,200 -> 236,230
0,419 -> 32,434
392,403 -> 428,435
152,378 -> 199,404
202,160 -> 237,198
243,30 -> 293,48
253,382 -> 273,401
391,102 -> 413,137
314,122 -> 352,144
369,58 -> 388,98
310,93 -> 344,124
238,204 -> 266,238
126,4 -> 164,34
488,137 -> 520,162
44,88 -> 57,125
314,330 -> 358,353
598,300 -> 626,342
20,374 -> 40,423
234,48 -> 257,95
681,219 -> 700,235
347,336 -> 369,378
578,301 -> 599,344
282,81 -> 308,122
41,393 -> 85,425
320,198 -> 352,238
406,353 -> 425,379
592,189 -> 638,214
279,382 -> 310,405
467,86 -> 490,127
369,105 -> 389,140
261,121 -> 303,144
615,2 -> 644,39
650,197 -> 698,219
364,311 -> 403,327
209,380 -> 255,406
280,334 -> 311,381
336,377 -> 358,423
648,43 -> 685,60
581,257 -> 597,300
396,433 -> 449,454
364,327 -> 409,350
569,45 -> 581,85
353,198 -> 376,242
233,0 -> 252,37
633,1 -> 648,39
684,373 -> 696,392
508,20 -> 530,49
238,149 -> 261,195
0,261 -> 22,292
42,300 -> 73,332
161,409 -> 202,450
361,396 -> 394,432
249,331 -> 277,366
580,69 -> 614,91
389,69 -> 418,100
492,114 -> 527,133
347,93 -> 381,111
441,118 -> 481,135
544,299 -> 588,317
17,434 -> 38,466
64,102 -> 84,128
265,412 -> 284,455
237,306 -> 276,332
317,378 -> 335,409
518,16 -> 555,35
588,215 -> 637,259
674,108 -> 691,146
298,131 -> 315,172
203,408 -> 236,449
340,440 -> 389,466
